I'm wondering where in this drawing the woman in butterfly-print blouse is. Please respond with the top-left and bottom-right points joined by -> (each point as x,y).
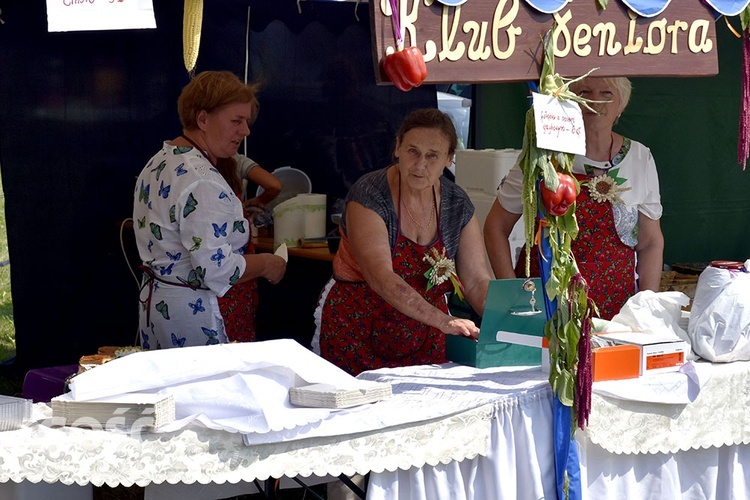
133,71 -> 286,350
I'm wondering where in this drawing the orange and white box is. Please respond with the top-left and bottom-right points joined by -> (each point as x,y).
540,337 -> 641,382
591,344 -> 641,381
596,332 -> 689,376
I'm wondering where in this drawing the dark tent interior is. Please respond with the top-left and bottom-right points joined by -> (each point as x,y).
0,0 -> 748,374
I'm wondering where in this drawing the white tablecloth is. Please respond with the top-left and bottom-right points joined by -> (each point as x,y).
357,364 -> 556,500
585,360 -> 750,454
2,361 -> 749,500
579,436 -> 750,500
363,361 -> 750,500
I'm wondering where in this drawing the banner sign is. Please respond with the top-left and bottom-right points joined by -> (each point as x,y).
47,0 -> 156,33
370,0 -> 718,84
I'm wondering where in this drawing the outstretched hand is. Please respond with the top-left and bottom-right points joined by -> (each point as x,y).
441,317 -> 480,341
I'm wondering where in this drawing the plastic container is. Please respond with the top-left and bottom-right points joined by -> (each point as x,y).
710,260 -> 746,271
0,395 -> 32,431
256,166 -> 312,211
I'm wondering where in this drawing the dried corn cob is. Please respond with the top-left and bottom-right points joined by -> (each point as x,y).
183,0 -> 203,74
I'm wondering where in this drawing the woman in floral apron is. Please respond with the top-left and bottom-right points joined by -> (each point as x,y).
484,77 -> 664,320
315,109 -> 492,376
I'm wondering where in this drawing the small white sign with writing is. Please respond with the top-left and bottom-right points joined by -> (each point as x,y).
532,92 -> 586,155
47,0 -> 156,33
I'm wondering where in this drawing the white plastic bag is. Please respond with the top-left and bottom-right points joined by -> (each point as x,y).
610,290 -> 693,348
687,260 -> 750,362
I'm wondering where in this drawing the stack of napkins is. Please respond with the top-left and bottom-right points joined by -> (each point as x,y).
289,381 -> 392,409
51,393 -> 175,429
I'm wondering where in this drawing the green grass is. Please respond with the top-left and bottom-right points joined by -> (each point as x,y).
0,170 -> 20,397
0,170 -> 14,366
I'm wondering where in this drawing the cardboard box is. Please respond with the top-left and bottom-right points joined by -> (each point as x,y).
591,344 -> 641,381
541,339 -> 641,382
597,332 -> 689,376
446,279 -> 546,368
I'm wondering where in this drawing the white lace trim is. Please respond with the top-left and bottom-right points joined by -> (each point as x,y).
312,277 -> 335,355
585,360 -> 750,455
0,402 -> 493,487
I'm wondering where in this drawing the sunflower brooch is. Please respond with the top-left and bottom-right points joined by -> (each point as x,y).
587,172 -> 631,204
423,247 -> 465,300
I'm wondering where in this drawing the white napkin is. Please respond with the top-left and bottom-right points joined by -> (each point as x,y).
275,242 -> 288,262
593,360 -> 710,404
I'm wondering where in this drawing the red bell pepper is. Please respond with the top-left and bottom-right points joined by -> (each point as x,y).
382,46 -> 427,92
540,172 -> 577,216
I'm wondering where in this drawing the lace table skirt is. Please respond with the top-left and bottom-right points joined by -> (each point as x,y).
3,360 -> 750,500
0,402 -> 493,488
585,360 -> 750,454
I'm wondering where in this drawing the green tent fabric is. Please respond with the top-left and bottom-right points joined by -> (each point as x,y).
474,24 -> 750,266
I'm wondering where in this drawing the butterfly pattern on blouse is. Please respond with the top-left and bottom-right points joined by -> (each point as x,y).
175,163 -> 188,176
183,193 -> 198,218
212,222 -> 227,238
155,300 -> 170,320
229,266 -> 241,285
177,266 -> 206,288
138,180 -> 150,204
158,180 -> 170,199
189,298 -> 205,315
171,333 -> 187,348
219,192 -> 229,200
210,248 -> 225,267
233,221 -> 246,233
159,263 -> 174,276
174,146 -> 192,155
151,161 -> 166,181
190,236 -> 202,251
141,330 -> 150,350
137,217 -> 146,229
166,251 -> 182,261
150,223 -> 163,240
169,205 -> 176,223
202,327 -> 220,345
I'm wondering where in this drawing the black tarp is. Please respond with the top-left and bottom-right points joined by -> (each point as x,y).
0,0 -> 436,372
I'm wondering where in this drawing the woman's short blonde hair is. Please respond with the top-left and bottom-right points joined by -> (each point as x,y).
177,71 -> 260,131
571,76 -> 632,116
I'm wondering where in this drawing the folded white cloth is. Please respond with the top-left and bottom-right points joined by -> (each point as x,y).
68,340 -> 376,435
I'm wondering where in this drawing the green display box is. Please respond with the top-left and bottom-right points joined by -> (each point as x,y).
446,279 -> 547,369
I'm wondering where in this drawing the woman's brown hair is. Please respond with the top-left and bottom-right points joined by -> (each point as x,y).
177,71 -> 260,132
396,108 -> 458,156
179,71 -> 261,197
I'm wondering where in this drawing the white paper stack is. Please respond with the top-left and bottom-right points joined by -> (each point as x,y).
289,381 -> 392,409
51,393 -> 175,429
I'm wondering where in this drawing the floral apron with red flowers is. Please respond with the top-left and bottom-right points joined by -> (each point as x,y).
218,200 -> 258,343
320,205 -> 452,376
516,173 -> 636,320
